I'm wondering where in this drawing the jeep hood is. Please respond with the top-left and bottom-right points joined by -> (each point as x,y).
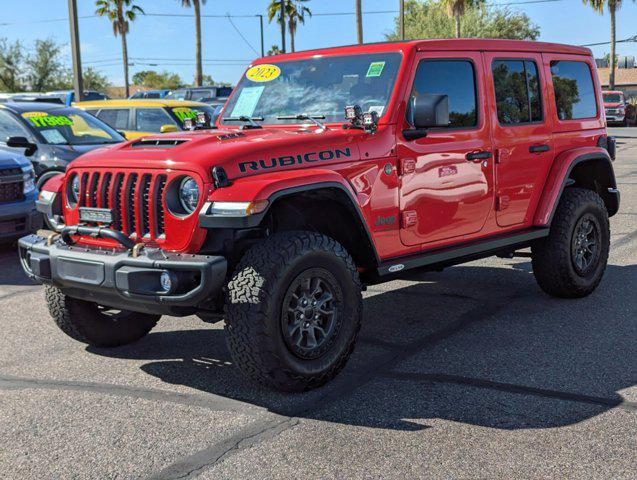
70,127 -> 362,181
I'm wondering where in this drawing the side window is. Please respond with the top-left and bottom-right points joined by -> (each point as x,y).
492,60 -> 542,124
96,109 -> 129,130
550,60 -> 597,120
0,110 -> 30,142
191,90 -> 213,101
409,60 -> 477,128
135,108 -> 174,132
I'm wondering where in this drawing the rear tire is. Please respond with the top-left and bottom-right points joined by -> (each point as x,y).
225,231 -> 362,392
45,286 -> 159,347
531,188 -> 610,298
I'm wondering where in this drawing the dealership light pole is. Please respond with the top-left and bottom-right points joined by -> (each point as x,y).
257,14 -> 264,57
68,0 -> 83,101
280,0 -> 286,53
399,0 -> 405,40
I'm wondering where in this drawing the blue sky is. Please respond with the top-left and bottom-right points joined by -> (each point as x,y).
1,0 -> 636,86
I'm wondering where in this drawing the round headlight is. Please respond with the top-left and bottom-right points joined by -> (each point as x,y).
179,176 -> 200,213
70,175 -> 80,203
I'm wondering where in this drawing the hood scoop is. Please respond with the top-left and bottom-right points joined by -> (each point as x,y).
129,138 -> 190,148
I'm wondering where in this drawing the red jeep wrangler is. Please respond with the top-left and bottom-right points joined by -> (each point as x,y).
21,40 -> 619,391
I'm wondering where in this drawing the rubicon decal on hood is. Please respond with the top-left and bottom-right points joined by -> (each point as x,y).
239,148 -> 352,173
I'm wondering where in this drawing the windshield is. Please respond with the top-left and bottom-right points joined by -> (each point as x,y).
221,52 -> 402,125
21,109 -> 124,145
169,105 -> 217,127
603,93 -> 623,103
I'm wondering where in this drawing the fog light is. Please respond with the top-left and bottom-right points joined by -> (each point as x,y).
159,271 -> 173,293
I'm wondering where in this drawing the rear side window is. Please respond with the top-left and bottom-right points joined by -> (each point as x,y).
135,108 -> 175,132
550,61 -> 597,120
492,60 -> 542,124
409,60 -> 477,128
96,109 -> 129,130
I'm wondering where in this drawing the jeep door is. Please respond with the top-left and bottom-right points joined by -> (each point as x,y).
483,52 -> 554,227
397,52 -> 495,246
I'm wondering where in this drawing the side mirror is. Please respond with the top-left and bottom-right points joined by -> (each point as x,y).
413,94 -> 449,129
160,124 -> 179,134
404,94 -> 449,141
6,136 -> 37,156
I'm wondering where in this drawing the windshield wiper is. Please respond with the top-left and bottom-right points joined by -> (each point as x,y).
277,114 -> 327,130
221,116 -> 264,129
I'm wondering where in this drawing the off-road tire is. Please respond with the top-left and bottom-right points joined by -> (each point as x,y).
45,285 -> 159,347
225,231 -> 363,392
532,188 -> 610,298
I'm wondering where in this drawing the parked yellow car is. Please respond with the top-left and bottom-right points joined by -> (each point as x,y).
74,99 -> 219,139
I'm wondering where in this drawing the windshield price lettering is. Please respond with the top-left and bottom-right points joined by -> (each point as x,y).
24,114 -> 74,128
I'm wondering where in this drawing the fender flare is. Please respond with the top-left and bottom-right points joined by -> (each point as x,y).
198,170 -> 380,264
36,169 -> 65,192
533,148 -> 619,226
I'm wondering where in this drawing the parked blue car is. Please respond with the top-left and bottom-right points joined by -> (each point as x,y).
0,151 -> 40,243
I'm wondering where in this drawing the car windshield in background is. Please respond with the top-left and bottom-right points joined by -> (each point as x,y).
603,93 -> 622,103
169,105 -> 217,126
221,52 -> 402,125
22,109 -> 123,145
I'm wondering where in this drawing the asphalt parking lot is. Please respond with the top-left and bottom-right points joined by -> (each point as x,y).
0,128 -> 635,479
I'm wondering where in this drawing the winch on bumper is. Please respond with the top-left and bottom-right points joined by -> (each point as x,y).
18,233 -> 227,316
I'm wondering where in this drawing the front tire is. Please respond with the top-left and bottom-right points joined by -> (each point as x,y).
225,231 -> 362,392
45,286 -> 159,347
532,188 -> 610,298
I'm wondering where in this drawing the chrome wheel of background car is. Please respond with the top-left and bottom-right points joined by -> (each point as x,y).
281,269 -> 341,360
571,213 -> 601,275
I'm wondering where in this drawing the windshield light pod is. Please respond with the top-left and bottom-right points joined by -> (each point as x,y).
345,105 -> 362,121
209,200 -> 268,217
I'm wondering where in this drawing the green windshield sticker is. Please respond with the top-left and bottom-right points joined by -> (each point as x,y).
366,61 -> 386,77
231,86 -> 265,117
23,114 -> 73,128
173,108 -> 198,123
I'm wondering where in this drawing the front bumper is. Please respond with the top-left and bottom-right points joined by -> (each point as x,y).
18,234 -> 227,316
0,196 -> 41,242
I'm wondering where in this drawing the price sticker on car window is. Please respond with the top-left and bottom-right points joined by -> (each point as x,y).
246,64 -> 281,82
22,112 -> 73,127
172,107 -> 198,123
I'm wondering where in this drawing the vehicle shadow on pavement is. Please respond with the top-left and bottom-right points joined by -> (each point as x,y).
91,261 -> 636,431
0,244 -> 35,286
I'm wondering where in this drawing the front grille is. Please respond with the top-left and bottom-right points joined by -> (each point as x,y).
77,170 -> 168,241
0,168 -> 24,204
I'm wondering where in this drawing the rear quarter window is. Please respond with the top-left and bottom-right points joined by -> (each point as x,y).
550,60 -> 598,120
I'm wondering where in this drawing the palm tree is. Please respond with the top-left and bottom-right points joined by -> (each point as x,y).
442,0 -> 482,38
95,0 -> 143,97
287,1 -> 311,52
178,0 -> 207,87
355,0 -> 363,44
583,0 -> 633,90
267,1 -> 312,53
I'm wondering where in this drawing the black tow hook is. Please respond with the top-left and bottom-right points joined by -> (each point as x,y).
60,225 -> 136,249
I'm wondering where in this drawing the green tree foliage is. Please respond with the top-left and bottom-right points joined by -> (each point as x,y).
83,67 -> 111,91
132,70 -> 183,89
583,0 -> 634,89
25,39 -> 72,91
267,45 -> 282,56
267,0 -> 312,53
0,38 -> 25,92
386,0 -> 540,41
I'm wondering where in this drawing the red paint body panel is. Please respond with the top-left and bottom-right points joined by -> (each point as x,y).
41,173 -> 64,193
58,39 -> 611,261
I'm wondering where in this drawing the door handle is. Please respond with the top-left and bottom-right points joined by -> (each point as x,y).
529,144 -> 550,153
466,151 -> 492,162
